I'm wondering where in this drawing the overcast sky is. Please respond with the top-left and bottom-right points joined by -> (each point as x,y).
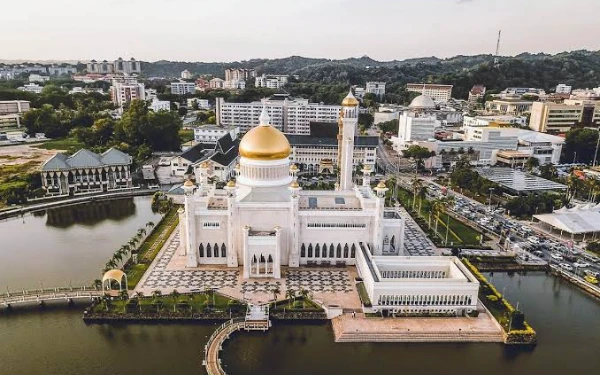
2,0 -> 600,62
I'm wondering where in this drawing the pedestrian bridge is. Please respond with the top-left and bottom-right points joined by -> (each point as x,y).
203,304 -> 271,375
0,286 -> 103,309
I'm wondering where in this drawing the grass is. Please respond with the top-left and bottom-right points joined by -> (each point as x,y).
178,129 -> 194,143
94,292 -> 243,314
33,137 -> 84,153
356,282 -> 372,307
271,296 -> 324,312
395,187 -> 482,246
125,207 -> 180,289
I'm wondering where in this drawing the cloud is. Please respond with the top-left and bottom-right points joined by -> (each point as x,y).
457,0 -> 475,3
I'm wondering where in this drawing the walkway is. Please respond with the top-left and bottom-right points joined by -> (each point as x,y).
0,286 -> 103,308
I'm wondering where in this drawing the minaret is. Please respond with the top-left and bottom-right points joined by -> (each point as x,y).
289,164 -> 301,268
182,179 -> 198,267
373,180 -> 389,256
339,89 -> 359,191
224,180 -> 238,268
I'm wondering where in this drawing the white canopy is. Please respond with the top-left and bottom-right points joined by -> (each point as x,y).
535,211 -> 600,234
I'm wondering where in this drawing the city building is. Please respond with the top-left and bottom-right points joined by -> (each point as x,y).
216,94 -> 341,134
225,68 -> 256,82
41,148 -> 133,196
87,58 -> 141,75
286,122 -> 378,173
468,85 -> 486,104
170,133 -> 239,180
571,87 -> 600,100
68,87 -> 105,95
193,125 -> 239,143
485,99 -> 533,115
463,115 -> 527,128
255,74 -> 288,89
406,83 -> 453,102
109,78 -> 145,108
529,100 -> 600,134
366,82 -> 386,97
18,83 -> 43,94
187,98 -> 210,109
556,84 -> 572,95
196,79 -> 210,90
29,74 -> 50,83
171,81 -> 196,95
390,96 -> 439,151
223,79 -> 246,90
149,99 -> 171,112
0,100 -> 30,115
181,70 -> 193,79
48,65 -> 77,76
209,78 -> 225,89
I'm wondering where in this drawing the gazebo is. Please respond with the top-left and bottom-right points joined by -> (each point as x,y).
102,269 -> 128,294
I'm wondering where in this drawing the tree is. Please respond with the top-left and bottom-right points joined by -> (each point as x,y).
539,163 -> 558,180
562,128 -> 599,165
171,289 -> 180,312
402,145 -> 436,175
21,104 -> 63,137
146,221 -> 155,229
272,286 -> 281,301
377,119 -> 398,133
411,178 -> 423,211
358,113 -> 374,129
525,157 -> 540,172
136,291 -> 144,312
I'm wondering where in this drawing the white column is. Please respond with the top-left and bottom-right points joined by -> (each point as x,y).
242,226 -> 250,278
274,226 -> 282,279
289,194 -> 300,268
226,188 -> 238,268
184,193 -> 198,267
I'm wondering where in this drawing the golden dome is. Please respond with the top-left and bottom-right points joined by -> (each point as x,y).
341,90 -> 359,107
183,179 -> 195,187
290,164 -> 298,171
376,181 -> 387,189
226,180 -> 236,188
239,125 -> 290,160
199,161 -> 209,168
290,181 -> 300,189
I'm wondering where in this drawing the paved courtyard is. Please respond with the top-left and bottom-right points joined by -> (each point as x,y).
401,212 -> 437,256
135,230 -> 361,309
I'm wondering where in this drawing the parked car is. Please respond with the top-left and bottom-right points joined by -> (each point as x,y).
527,236 -> 541,245
573,261 -> 591,268
551,253 -> 564,261
559,263 -> 574,272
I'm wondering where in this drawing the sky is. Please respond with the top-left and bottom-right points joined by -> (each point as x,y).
2,0 -> 600,62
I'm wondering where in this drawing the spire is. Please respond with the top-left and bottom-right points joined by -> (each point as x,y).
259,103 -> 270,126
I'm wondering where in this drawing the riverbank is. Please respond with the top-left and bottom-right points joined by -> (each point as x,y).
550,265 -> 600,300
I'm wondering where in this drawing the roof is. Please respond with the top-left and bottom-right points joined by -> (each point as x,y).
216,133 -> 235,154
309,122 -> 338,138
535,204 -> 600,234
41,148 -> 131,172
179,143 -> 213,163
476,167 -> 567,193
211,143 -> 239,166
409,95 -> 436,109
286,135 -> 378,148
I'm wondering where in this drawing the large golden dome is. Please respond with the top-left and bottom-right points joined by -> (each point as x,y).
341,90 -> 359,107
239,105 -> 290,160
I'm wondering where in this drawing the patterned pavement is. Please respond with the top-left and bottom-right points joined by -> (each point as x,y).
403,215 -> 437,256
286,270 -> 353,293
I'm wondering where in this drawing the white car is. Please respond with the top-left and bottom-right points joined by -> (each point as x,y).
559,263 -> 574,272
573,262 -> 590,268
527,236 -> 540,245
551,253 -> 564,261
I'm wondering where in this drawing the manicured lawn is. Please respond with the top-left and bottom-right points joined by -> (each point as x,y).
94,292 -> 244,314
178,129 -> 194,143
33,137 -> 84,153
271,297 -> 324,312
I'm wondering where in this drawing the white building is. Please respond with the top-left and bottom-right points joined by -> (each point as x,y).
463,115 -> 527,128
181,70 -> 193,79
366,82 -> 386,97
223,79 -> 246,90
209,78 -> 225,89
216,94 -> 341,134
87,58 -> 141,75
406,83 -> 453,102
68,87 -> 105,95
194,125 -> 239,143
178,93 -> 480,315
110,78 -> 145,108
18,83 -> 43,94
48,65 -> 77,76
556,84 -> 572,95
29,74 -> 50,83
187,98 -> 210,109
485,99 -> 533,115
149,99 -> 171,112
391,96 -> 440,151
170,134 -> 239,180
171,81 -> 196,95
255,74 -> 288,89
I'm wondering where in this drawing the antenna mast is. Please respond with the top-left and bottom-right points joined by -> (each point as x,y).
494,30 -> 502,65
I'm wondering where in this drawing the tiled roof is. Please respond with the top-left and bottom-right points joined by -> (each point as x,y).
41,148 -> 132,172
101,148 -> 132,165
67,149 -> 104,168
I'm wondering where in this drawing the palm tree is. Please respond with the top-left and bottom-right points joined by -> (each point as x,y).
118,289 -> 129,313
113,251 -> 123,264
272,286 -> 281,302
146,221 -> 155,229
525,157 -> 540,172
417,186 -> 427,215
93,279 -> 102,291
137,228 -> 147,237
136,291 -> 144,312
171,289 -> 180,312
411,178 -> 423,211
431,198 -> 446,235
300,289 -> 309,308
286,289 -> 296,304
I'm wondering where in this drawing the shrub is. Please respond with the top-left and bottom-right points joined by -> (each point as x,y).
486,295 -> 499,302
293,300 -> 303,309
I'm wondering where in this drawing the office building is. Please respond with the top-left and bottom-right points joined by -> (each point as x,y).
29,74 -> 50,83
18,83 -> 43,94
209,78 -> 225,89
556,84 -> 572,95
366,82 -> 386,97
87,58 -> 141,75
0,101 -> 30,115
255,74 -> 288,89
225,68 -> 256,82
110,78 -> 146,108
406,83 -> 453,102
181,70 -> 193,79
193,125 -> 239,144
187,98 -> 210,109
529,100 -> 600,134
149,99 -> 171,112
485,99 -> 533,115
171,81 -> 196,95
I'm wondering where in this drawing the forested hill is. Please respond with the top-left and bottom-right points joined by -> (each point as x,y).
141,50 -> 600,99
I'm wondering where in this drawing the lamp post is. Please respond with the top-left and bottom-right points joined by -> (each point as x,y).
488,187 -> 494,213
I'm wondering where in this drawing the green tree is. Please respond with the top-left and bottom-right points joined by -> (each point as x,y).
525,157 -> 540,171
358,113 -> 374,129
562,128 -> 599,164
21,104 -> 63,137
402,145 -> 436,175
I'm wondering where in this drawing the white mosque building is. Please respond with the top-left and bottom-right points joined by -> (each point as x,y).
177,91 -> 479,315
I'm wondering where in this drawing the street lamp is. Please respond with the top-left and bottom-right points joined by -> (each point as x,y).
488,187 -> 494,213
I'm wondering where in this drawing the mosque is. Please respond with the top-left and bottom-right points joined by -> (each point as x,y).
177,90 -> 479,315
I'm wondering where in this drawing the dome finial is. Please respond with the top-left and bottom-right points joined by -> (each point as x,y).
259,103 -> 270,126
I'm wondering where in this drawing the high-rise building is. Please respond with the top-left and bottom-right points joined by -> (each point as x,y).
110,78 -> 145,108
406,83 -> 453,102
181,70 -> 193,79
216,94 -> 341,134
556,84 -> 572,95
224,68 -> 256,82
529,100 -> 600,134
87,58 -> 141,75
366,82 -> 386,97
255,74 -> 288,89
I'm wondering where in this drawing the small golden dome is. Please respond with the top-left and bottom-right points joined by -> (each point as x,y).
199,161 -> 209,168
226,180 -> 236,188
364,165 -> 372,171
290,164 -> 298,171
239,125 -> 291,160
183,179 -> 194,187
290,181 -> 299,189
342,90 -> 359,107
376,181 -> 386,189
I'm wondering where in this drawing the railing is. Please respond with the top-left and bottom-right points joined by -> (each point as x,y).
203,317 -> 246,375
1,286 -> 104,307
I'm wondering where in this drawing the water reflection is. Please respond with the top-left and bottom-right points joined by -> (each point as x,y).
44,198 -> 137,228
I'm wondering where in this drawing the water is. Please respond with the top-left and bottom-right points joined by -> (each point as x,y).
0,197 -> 161,290
1,198 -> 600,374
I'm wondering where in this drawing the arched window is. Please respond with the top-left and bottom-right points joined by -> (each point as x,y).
214,243 -> 219,257
308,244 -> 313,258
207,244 -> 212,257
315,244 -> 320,258
336,244 -> 342,258
343,244 -> 349,258
260,254 -> 266,263
390,235 -> 396,248
351,244 -> 356,258
268,254 -> 273,263
199,244 -> 204,257
329,244 -> 334,258
322,244 -> 327,257
221,243 -> 226,257
301,244 -> 306,257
